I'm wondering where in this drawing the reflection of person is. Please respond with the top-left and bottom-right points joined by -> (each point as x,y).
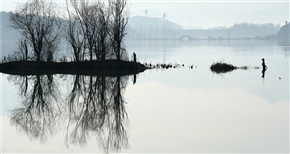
133,74 -> 136,84
262,67 -> 266,78
133,52 -> 136,63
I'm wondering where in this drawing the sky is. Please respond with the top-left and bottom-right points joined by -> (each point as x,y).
0,0 -> 289,28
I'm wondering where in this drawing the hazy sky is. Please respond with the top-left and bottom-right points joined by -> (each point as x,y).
0,0 -> 289,28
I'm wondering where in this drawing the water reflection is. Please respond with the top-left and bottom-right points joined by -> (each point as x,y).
8,73 -> 131,152
9,75 -> 59,141
66,75 -> 129,152
261,66 -> 267,78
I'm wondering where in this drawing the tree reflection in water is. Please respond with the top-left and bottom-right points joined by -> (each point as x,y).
9,74 -> 131,152
66,75 -> 129,152
9,75 -> 60,142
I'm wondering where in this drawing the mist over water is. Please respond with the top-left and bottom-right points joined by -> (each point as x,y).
0,0 -> 289,153
1,39 -> 289,153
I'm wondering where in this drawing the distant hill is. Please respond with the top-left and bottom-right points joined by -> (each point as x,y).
126,16 -> 281,39
276,22 -> 290,45
1,11 -> 20,57
0,11 -> 20,40
179,23 -> 281,39
127,16 -> 183,39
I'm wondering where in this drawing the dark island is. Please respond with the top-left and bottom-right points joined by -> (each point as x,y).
0,60 -> 147,76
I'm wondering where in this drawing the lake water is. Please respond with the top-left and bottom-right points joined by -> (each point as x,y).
1,40 -> 289,153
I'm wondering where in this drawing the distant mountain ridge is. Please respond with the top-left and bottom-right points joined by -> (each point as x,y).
0,11 -> 20,40
0,11 -> 282,40
179,23 -> 281,39
126,15 -> 281,39
128,16 -> 182,29
277,22 -> 289,40
276,22 -> 290,45
127,16 -> 182,39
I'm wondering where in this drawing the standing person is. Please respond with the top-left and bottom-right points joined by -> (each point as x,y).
261,58 -> 267,78
133,52 -> 136,63
262,58 -> 267,69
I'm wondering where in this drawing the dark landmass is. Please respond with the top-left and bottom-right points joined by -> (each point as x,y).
0,60 -> 147,76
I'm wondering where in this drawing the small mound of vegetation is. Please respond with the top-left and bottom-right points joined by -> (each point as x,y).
210,62 -> 237,74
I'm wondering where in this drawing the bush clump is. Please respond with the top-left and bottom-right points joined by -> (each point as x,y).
210,62 -> 237,74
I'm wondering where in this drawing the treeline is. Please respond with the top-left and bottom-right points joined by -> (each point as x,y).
179,23 -> 280,39
10,0 -> 129,62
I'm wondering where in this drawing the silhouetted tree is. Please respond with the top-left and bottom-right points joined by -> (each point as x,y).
66,0 -> 129,61
68,0 -> 104,61
14,37 -> 30,61
10,0 -> 62,62
65,1 -> 85,62
67,20 -> 84,62
43,26 -> 62,62
109,0 -> 129,60
96,3 -> 110,60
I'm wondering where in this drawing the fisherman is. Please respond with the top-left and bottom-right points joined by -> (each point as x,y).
261,58 -> 267,69
261,58 -> 267,78
133,52 -> 136,63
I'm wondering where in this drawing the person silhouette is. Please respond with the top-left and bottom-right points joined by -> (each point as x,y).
262,58 -> 267,69
133,52 -> 136,63
261,58 -> 267,78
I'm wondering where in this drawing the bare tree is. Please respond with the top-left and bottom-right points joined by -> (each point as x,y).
96,2 -> 110,61
43,21 -> 62,62
69,0 -> 99,61
65,1 -> 85,62
109,0 -> 129,61
67,0 -> 128,61
10,0 -> 62,62
66,19 -> 85,62
14,37 -> 30,61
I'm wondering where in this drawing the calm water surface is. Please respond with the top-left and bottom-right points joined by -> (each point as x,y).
1,40 -> 289,153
